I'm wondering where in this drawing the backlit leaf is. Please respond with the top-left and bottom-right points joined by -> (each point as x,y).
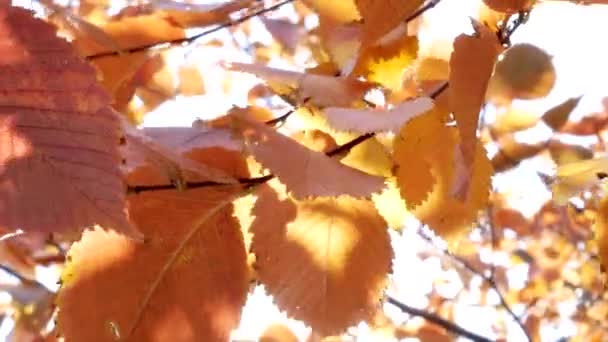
251,182 -> 392,335
57,149 -> 250,341
0,6 -> 137,237
355,0 -> 424,44
352,34 -> 419,91
226,62 -> 374,107
552,157 -> 608,204
542,96 -> 582,131
229,109 -> 386,199
449,20 -> 501,198
324,97 -> 434,134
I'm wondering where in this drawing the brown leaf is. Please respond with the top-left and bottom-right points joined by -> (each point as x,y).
542,96 -> 582,131
57,150 -> 250,342
0,6 -> 137,237
229,110 -> 386,199
487,43 -> 555,104
251,182 -> 392,335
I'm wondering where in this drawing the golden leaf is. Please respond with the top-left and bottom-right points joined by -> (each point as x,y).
251,182 -> 392,335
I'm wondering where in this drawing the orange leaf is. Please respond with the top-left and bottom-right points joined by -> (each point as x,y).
73,13 -> 185,112
448,21 -> 501,198
394,110 -> 492,239
0,6 -> 137,237
57,150 -> 250,341
355,0 -> 424,44
300,0 -> 360,24
229,110 -> 386,199
482,0 -> 534,14
251,182 -> 392,335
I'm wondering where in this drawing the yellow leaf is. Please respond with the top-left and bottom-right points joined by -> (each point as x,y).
352,34 -> 419,91
552,157 -> 608,204
301,0 -> 361,24
251,182 -> 393,335
355,0 -> 424,44
594,197 -> 608,283
394,110 -> 492,239
372,179 -> 411,230
491,108 -> 540,135
393,108 -> 446,208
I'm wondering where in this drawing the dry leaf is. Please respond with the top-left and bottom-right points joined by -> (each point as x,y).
251,182 -> 392,335
57,150 -> 250,341
226,62 -> 374,107
542,96 -> 582,131
0,6 -> 137,237
324,97 -> 433,133
229,110 -> 386,199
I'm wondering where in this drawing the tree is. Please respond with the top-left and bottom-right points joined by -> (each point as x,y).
0,0 -> 607,341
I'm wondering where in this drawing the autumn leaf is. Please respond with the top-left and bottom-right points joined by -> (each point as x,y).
482,0 -> 534,13
352,34 -> 419,91
355,0 -> 424,45
226,62 -> 374,107
301,0 -> 360,23
394,109 -> 492,239
324,97 -> 433,133
448,20 -> 501,199
0,6 -> 137,237
487,43 -> 555,104
122,120 -> 237,187
552,157 -> 608,204
56,149 -> 250,341
228,109 -> 386,199
542,96 -> 582,131
250,181 -> 392,335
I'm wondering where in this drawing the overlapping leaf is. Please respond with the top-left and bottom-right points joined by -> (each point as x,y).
324,97 -> 433,134
0,6 -> 137,237
448,21 -> 501,198
355,0 -> 424,44
251,181 -> 392,335
228,109 -> 385,199
57,149 -> 250,341
394,109 -> 492,239
226,62 -> 374,107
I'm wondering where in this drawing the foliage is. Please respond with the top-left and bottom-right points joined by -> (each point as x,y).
1,0 -> 608,341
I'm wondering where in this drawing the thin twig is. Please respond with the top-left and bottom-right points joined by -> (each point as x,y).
87,0 -> 296,60
418,229 -> 532,342
128,81 -> 451,194
405,0 -> 442,23
386,296 -> 494,342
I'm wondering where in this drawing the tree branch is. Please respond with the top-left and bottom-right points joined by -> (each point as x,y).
87,0 -> 296,60
418,229 -> 531,342
386,296 -> 494,342
405,0 -> 442,23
